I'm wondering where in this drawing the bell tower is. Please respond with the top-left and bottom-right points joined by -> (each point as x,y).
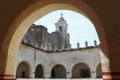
54,13 -> 70,50
55,13 -> 68,33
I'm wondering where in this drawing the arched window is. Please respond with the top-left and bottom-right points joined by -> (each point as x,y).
16,61 -> 31,78
59,26 -> 62,31
72,63 -> 91,78
35,64 -> 44,78
51,64 -> 66,78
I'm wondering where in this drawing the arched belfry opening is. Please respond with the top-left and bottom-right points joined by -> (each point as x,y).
16,61 -> 31,78
35,64 -> 44,78
72,63 -> 91,78
59,26 -> 62,31
51,65 -> 66,78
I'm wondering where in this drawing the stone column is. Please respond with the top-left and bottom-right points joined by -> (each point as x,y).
44,72 -> 51,79
91,70 -> 96,78
66,72 -> 72,79
66,68 -> 72,79
0,54 -> 16,79
30,72 -> 35,78
100,43 -> 111,80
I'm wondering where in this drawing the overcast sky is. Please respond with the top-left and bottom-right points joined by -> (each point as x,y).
34,10 -> 100,48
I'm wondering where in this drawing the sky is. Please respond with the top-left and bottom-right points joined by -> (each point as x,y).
34,10 -> 100,48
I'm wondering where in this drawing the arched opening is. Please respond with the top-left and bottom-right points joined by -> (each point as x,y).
16,61 -> 31,78
96,63 -> 102,78
35,64 -> 44,78
59,26 -> 62,31
72,63 -> 91,78
51,64 -> 66,78
0,1 -> 109,79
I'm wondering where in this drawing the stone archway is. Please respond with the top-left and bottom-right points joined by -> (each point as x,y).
16,61 -> 31,78
35,64 -> 44,78
72,63 -> 91,78
51,64 -> 66,78
0,0 -> 109,79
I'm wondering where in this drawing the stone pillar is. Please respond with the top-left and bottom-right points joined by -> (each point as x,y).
44,72 -> 50,79
100,43 -> 111,80
30,72 -> 35,78
100,51 -> 111,80
66,72 -> 72,79
91,70 -> 96,78
66,68 -> 72,79
0,53 -> 17,79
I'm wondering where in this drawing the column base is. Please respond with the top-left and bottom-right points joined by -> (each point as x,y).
103,72 -> 112,80
0,74 -> 14,80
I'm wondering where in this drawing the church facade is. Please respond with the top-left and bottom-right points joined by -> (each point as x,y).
15,14 -> 102,79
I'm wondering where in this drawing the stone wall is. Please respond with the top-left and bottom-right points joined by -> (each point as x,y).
22,24 -> 70,51
15,44 -> 102,79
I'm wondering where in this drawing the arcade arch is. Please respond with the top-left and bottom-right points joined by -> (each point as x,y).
16,61 -> 31,78
1,0 -> 110,79
51,64 -> 66,78
72,63 -> 91,78
35,64 -> 44,78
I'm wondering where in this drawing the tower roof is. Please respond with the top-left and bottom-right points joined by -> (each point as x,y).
55,13 -> 68,32
58,13 -> 67,22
